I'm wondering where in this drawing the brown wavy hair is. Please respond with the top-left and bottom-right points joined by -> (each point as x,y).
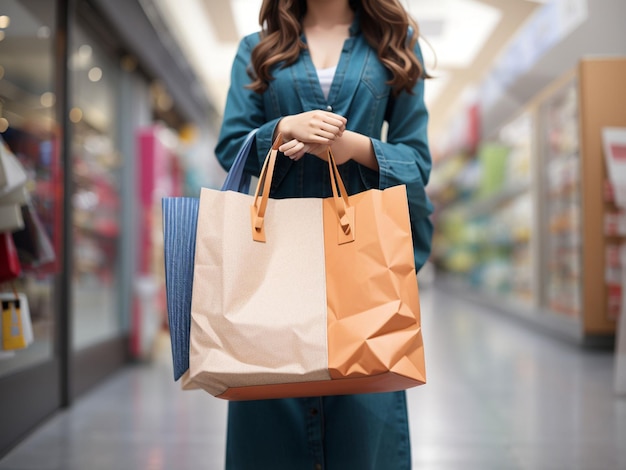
247,0 -> 428,96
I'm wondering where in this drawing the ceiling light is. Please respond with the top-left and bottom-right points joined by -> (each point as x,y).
79,44 -> 92,59
41,92 -> 56,107
408,0 -> 501,69
156,93 -> 173,111
0,16 -> 10,29
88,67 -> 103,82
69,108 -> 83,123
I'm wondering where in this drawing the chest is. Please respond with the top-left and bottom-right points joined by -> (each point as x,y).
262,35 -> 391,137
304,26 -> 350,69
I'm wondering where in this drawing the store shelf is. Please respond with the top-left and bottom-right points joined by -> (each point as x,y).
444,179 -> 532,220
432,58 -> 626,343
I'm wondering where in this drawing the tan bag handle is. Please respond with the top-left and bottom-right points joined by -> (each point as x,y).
325,149 -> 355,244
250,135 -> 280,242
250,135 -> 355,244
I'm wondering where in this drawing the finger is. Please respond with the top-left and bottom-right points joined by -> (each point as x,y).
317,119 -> 346,137
311,124 -> 341,139
304,112 -> 345,136
280,140 -> 305,157
323,115 -> 347,129
312,129 -> 339,142
279,138 -> 301,152
306,133 -> 333,145
318,122 -> 344,138
288,145 -> 308,160
323,118 -> 346,136
319,111 -> 347,124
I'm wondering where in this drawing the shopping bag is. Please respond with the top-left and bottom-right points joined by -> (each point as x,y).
0,186 -> 28,206
188,137 -> 425,400
0,232 -> 21,283
163,130 -> 256,381
220,129 -> 256,195
12,201 -> 56,269
0,138 -> 28,199
0,204 -> 25,232
162,196 -> 199,380
0,293 -> 33,351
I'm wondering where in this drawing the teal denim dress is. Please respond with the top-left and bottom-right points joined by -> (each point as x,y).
215,16 -> 433,470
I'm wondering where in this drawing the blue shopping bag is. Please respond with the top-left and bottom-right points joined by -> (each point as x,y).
163,130 -> 256,380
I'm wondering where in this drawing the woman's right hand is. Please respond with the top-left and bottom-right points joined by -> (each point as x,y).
278,139 -> 328,161
277,110 -> 346,145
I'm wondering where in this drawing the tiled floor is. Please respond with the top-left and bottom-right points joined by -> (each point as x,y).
2,283 -> 626,470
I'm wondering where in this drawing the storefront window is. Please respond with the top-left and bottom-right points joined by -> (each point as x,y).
0,1 -> 59,377
70,24 -> 124,349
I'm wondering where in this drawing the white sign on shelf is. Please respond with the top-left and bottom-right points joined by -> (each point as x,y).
603,128 -> 626,209
604,127 -> 626,395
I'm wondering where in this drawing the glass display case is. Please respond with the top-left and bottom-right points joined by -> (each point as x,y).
0,0 -> 59,378
69,24 -> 124,349
539,79 -> 582,317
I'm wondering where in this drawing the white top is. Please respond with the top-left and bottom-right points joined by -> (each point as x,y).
316,65 -> 337,100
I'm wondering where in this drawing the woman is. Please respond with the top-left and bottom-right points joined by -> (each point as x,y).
215,0 -> 433,468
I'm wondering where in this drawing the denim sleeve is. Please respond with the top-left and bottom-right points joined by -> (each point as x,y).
214,34 -> 280,177
359,43 -> 434,271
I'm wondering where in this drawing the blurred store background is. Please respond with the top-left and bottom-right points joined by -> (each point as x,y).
1,0 -> 626,461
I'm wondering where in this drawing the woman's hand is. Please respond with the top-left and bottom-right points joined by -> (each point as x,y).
277,110 -> 346,145
279,139 -> 328,161
279,131 -> 378,170
278,138 -> 352,165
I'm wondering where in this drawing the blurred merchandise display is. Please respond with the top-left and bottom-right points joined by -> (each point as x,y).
431,58 -> 626,344
0,293 -> 33,353
133,124 -> 184,359
69,24 -> 125,350
72,131 -> 121,280
431,111 -> 534,306
0,0 -> 59,378
0,0 -> 217,455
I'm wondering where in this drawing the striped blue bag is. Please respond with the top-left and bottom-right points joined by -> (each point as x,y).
162,130 -> 256,380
